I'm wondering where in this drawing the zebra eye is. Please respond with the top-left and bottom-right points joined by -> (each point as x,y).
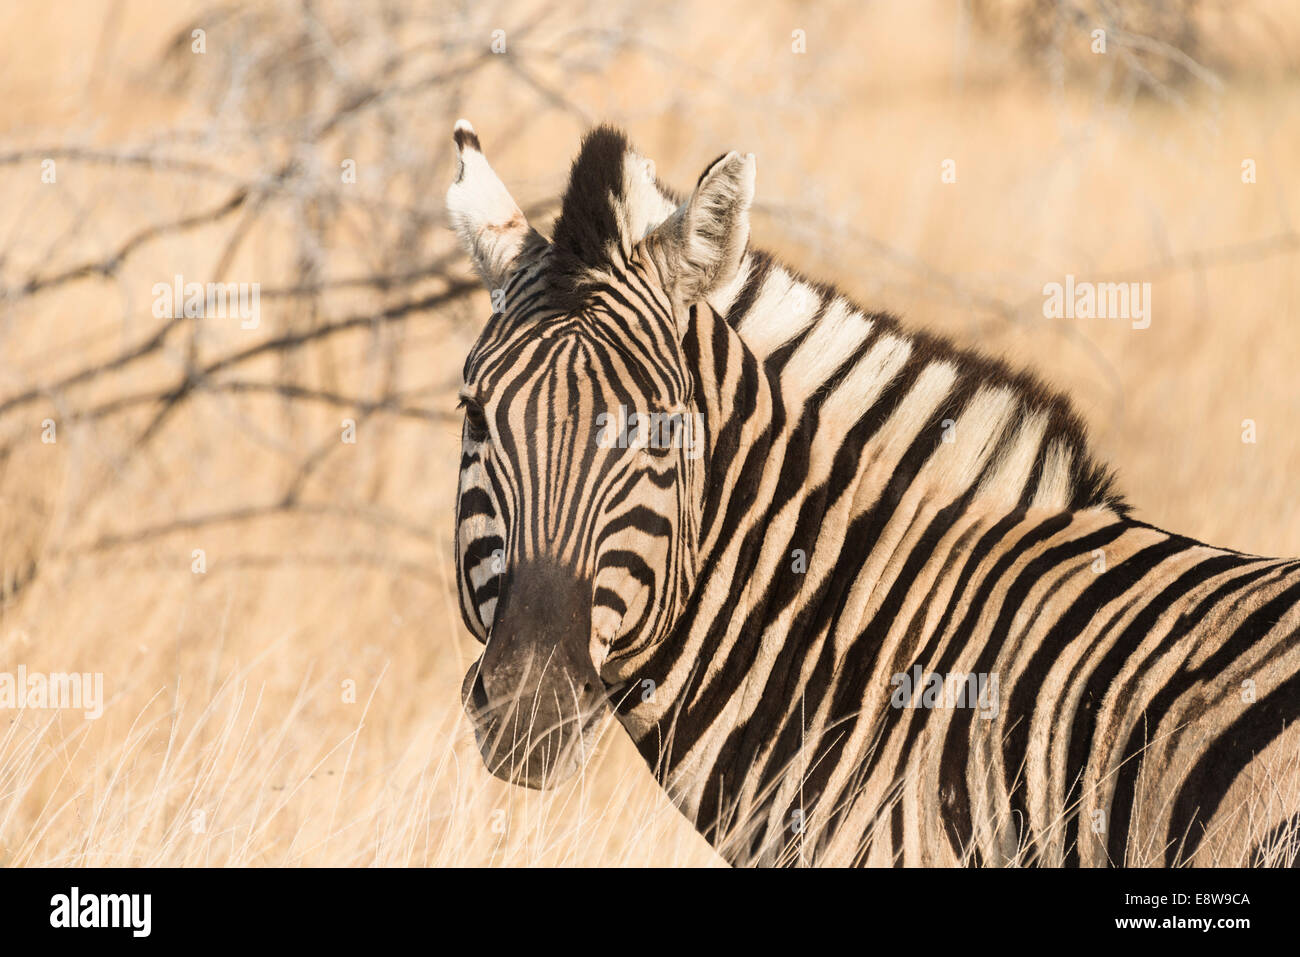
460,400 -> 490,442
641,410 -> 685,458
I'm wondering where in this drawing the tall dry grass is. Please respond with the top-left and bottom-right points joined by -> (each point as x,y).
0,0 -> 1297,866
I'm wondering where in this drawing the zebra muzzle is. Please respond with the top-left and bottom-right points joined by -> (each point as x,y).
459,561 -> 608,789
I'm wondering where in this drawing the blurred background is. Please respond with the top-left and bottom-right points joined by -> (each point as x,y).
0,0 -> 1297,865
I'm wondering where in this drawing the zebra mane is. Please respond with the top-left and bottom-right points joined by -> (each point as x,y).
549,127 -> 1127,515
718,251 -> 1128,515
550,126 -> 634,264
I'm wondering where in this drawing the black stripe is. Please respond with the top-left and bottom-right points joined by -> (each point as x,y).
722,252 -> 773,327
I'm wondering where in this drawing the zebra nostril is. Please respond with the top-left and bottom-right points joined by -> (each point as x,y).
463,668 -> 490,715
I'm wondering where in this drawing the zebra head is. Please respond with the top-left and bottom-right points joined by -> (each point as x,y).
446,121 -> 755,788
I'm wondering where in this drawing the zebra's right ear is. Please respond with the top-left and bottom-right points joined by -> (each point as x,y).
446,120 -> 542,290
646,150 -> 756,305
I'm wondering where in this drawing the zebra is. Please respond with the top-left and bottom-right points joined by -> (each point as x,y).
445,119 -> 1300,867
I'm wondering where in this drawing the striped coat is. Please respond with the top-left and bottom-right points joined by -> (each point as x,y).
446,122 -> 1300,867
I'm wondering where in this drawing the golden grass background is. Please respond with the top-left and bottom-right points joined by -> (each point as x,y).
0,0 -> 1297,865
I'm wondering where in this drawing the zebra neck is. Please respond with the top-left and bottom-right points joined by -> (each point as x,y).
624,491 -> 1281,865
614,253 -> 1158,860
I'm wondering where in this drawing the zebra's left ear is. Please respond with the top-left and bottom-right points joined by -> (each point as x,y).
646,150 -> 755,304
446,120 -> 543,289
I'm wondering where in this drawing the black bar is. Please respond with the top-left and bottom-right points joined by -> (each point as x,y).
0,866 -> 1290,944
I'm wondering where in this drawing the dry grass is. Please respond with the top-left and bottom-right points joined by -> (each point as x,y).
0,0 -> 1297,866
